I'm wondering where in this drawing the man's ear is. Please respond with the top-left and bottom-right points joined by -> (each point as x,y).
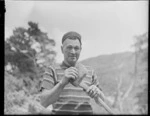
61,46 -> 63,54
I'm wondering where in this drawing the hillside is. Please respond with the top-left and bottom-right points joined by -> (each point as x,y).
80,51 -> 137,96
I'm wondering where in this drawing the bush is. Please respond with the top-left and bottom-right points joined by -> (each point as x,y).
4,72 -> 47,114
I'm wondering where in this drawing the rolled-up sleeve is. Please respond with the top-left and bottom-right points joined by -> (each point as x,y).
40,66 -> 55,91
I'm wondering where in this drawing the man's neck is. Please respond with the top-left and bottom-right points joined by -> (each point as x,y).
63,60 -> 76,68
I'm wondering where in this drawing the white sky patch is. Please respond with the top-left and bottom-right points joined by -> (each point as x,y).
51,28 -> 67,63
38,24 -> 48,34
5,26 -> 13,39
5,1 -> 148,63
5,0 -> 35,29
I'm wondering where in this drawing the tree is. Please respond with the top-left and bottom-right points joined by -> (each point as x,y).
5,22 -> 57,114
111,32 -> 148,114
133,32 -> 148,114
5,21 -> 56,77
5,21 -> 56,96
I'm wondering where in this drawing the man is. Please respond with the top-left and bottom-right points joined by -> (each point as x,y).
40,31 -> 104,114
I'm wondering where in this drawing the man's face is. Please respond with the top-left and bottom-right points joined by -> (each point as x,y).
61,38 -> 81,66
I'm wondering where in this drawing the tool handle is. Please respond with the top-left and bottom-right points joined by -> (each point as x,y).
79,82 -> 116,114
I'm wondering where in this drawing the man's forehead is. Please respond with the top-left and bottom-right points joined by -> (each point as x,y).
62,39 -> 81,46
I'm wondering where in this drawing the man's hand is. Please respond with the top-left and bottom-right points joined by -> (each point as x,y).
61,67 -> 78,86
70,64 -> 87,87
86,85 -> 102,99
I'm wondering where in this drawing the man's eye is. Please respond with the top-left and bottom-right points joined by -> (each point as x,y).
75,47 -> 80,51
67,46 -> 72,50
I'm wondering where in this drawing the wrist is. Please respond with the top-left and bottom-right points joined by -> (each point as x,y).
59,79 -> 68,87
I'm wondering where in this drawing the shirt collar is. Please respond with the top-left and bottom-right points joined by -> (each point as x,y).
60,61 -> 77,70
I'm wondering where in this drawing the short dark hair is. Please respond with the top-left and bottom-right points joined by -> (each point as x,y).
62,31 -> 82,45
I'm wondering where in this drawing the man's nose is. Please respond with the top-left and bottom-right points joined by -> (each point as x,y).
70,48 -> 76,54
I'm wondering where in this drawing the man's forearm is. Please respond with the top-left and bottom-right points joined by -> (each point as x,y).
40,81 -> 66,108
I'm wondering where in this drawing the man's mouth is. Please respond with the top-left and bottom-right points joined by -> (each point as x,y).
70,56 -> 76,58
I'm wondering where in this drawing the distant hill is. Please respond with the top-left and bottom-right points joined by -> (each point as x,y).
80,51 -> 137,96
55,50 -> 146,96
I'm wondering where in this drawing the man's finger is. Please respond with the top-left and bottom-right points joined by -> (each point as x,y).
69,70 -> 78,77
92,91 -> 99,98
88,88 -> 94,96
91,88 -> 97,98
68,74 -> 76,80
91,91 -> 97,98
69,67 -> 78,72
69,72 -> 78,78
69,72 -> 78,79
93,92 -> 99,98
86,87 -> 90,93
90,86 -> 97,93
68,68 -> 78,76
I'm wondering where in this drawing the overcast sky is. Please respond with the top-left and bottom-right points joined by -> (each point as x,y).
5,0 -> 148,63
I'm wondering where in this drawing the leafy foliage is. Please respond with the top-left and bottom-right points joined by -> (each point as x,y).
4,21 -> 56,114
5,21 -> 56,75
132,32 -> 148,114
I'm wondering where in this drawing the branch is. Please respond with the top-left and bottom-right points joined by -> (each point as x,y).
122,79 -> 134,100
10,42 -> 35,61
118,75 -> 123,90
